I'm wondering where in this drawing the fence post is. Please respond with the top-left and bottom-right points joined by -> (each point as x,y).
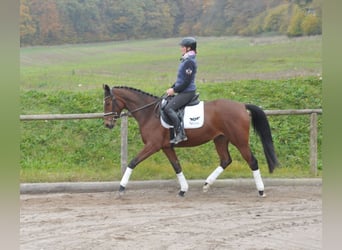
310,112 -> 318,175
120,115 -> 128,176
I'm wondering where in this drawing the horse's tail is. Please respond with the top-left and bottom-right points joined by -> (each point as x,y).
245,104 -> 279,173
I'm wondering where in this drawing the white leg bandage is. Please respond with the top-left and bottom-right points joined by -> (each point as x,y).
177,172 -> 189,192
120,167 -> 133,188
205,166 -> 224,185
252,169 -> 264,191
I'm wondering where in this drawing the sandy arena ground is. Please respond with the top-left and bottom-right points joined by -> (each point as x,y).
20,182 -> 321,250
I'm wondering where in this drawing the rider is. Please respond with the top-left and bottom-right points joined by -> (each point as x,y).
164,37 -> 198,144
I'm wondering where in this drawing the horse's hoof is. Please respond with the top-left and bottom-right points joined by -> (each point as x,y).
115,185 -> 125,198
115,191 -> 125,199
178,190 -> 186,197
203,183 -> 210,192
258,190 -> 267,197
119,185 -> 125,192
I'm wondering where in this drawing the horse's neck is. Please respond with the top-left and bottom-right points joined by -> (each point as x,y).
119,90 -> 156,120
123,94 -> 149,110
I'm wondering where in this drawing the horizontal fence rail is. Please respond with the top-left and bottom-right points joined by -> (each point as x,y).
20,113 -> 104,120
19,109 -> 322,121
20,109 -> 322,175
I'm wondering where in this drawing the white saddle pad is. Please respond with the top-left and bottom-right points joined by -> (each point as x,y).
161,101 -> 204,129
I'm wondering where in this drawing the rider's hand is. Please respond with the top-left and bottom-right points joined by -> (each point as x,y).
166,88 -> 175,96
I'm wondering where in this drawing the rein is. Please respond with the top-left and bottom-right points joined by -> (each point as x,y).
129,100 -> 160,115
103,93 -> 162,120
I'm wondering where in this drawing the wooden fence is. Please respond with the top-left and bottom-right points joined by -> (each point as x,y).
20,109 -> 322,175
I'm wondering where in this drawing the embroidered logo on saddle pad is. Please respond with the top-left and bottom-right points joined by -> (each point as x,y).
161,101 -> 204,129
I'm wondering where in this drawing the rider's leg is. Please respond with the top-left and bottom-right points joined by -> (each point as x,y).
164,92 -> 194,144
164,107 -> 185,144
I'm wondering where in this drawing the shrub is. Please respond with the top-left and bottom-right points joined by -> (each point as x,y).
301,14 -> 321,35
287,5 -> 305,37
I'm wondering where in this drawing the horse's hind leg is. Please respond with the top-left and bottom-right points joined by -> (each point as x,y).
203,135 -> 232,192
237,144 -> 266,197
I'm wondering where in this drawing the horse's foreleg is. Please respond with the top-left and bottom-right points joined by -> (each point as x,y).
162,147 -> 189,197
176,171 -> 188,197
118,157 -> 138,195
118,143 -> 159,195
203,136 -> 232,192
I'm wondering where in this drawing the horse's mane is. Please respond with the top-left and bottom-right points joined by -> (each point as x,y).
113,86 -> 159,99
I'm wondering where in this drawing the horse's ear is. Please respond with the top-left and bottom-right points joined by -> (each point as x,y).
103,84 -> 110,92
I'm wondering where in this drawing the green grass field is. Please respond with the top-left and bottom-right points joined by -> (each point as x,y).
20,36 -> 322,182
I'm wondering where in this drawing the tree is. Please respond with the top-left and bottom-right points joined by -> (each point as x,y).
20,0 -> 36,45
263,3 -> 290,34
287,5 -> 305,37
178,0 -> 203,36
141,0 -> 174,38
27,0 -> 62,44
58,0 -> 102,43
20,0 -> 321,46
301,14 -> 321,35
102,0 -> 145,40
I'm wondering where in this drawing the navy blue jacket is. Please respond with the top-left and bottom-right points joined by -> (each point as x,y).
172,53 -> 197,93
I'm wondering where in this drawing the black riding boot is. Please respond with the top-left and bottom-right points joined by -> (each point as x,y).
166,109 -> 187,144
171,124 -> 187,144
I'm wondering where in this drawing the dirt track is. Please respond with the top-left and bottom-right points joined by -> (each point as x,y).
20,182 -> 321,250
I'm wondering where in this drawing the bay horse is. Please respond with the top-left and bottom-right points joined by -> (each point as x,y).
103,85 -> 278,197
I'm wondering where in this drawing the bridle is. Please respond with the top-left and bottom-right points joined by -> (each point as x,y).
103,93 -> 161,122
103,95 -> 121,121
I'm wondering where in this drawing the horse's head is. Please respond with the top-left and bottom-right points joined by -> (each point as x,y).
103,84 -> 123,129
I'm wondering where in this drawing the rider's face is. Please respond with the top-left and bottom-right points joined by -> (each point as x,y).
180,46 -> 187,55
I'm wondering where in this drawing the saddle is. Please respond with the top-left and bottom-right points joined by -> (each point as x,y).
160,93 -> 204,129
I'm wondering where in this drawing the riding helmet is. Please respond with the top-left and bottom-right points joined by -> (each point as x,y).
179,37 -> 197,51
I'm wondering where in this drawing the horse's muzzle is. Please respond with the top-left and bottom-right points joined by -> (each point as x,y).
105,122 -> 114,129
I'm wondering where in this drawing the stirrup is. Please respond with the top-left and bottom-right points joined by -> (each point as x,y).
170,133 -> 187,144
